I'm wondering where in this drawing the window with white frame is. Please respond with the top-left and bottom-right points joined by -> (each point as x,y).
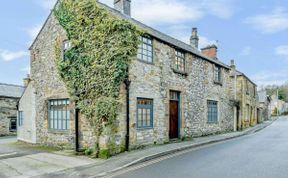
137,36 -> 153,63
18,111 -> 23,126
62,40 -> 72,60
137,98 -> 153,128
214,65 -> 221,83
207,100 -> 218,123
175,50 -> 185,72
48,99 -> 70,130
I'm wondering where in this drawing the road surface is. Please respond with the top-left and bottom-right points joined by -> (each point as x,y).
113,117 -> 288,178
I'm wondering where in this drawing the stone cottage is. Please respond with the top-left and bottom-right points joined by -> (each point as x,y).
19,0 -> 238,154
0,83 -> 25,136
258,90 -> 272,121
230,63 -> 258,130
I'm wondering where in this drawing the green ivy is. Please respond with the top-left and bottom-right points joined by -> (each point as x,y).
53,0 -> 142,149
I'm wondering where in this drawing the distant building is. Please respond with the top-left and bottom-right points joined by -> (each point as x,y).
0,83 -> 25,136
270,94 -> 288,115
258,90 -> 272,121
230,61 -> 258,130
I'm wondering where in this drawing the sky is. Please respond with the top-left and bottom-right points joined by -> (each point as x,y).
0,0 -> 287,88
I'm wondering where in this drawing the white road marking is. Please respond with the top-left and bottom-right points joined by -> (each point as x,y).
0,152 -> 17,158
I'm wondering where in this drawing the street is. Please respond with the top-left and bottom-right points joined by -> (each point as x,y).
113,117 -> 288,178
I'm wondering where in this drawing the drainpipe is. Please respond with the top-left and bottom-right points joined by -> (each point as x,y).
124,78 -> 131,151
75,96 -> 80,152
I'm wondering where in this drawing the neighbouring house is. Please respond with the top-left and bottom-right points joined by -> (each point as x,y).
229,60 -> 258,130
0,83 -> 25,136
19,0 -> 245,155
258,90 -> 272,121
270,94 -> 288,115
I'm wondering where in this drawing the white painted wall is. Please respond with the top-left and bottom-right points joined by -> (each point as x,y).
17,82 -> 37,144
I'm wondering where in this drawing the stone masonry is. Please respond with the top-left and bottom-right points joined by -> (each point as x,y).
18,0 -> 257,154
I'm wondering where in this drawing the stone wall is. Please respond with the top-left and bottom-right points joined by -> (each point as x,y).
29,14 -> 94,149
0,96 -> 18,136
236,76 -> 257,129
27,10 -> 235,151
128,40 -> 234,148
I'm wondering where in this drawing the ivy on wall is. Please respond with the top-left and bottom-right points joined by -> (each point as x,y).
53,0 -> 142,151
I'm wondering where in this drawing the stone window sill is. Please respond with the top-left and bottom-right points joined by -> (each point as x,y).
214,81 -> 223,86
48,129 -> 69,134
136,127 -> 153,130
172,68 -> 188,76
207,121 -> 218,124
137,58 -> 154,65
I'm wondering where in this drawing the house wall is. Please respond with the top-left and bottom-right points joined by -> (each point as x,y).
27,12 -> 235,150
0,97 -> 18,136
128,40 -> 234,148
236,76 -> 257,129
18,83 -> 37,143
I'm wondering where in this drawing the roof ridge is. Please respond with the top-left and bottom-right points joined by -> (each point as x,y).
0,82 -> 25,88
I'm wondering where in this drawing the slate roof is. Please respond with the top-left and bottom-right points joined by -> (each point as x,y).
0,83 -> 25,98
235,70 -> 257,86
30,0 -> 230,69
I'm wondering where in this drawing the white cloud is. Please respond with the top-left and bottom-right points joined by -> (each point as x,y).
199,36 -> 217,49
240,46 -> 252,56
0,49 -> 29,62
201,0 -> 235,19
275,45 -> 288,59
244,8 -> 288,34
251,70 -> 288,86
100,0 -> 235,25
21,66 -> 31,74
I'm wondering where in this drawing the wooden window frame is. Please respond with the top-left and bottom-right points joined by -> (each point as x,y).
207,100 -> 218,123
174,49 -> 185,72
18,111 -> 23,126
214,65 -> 222,84
48,99 -> 70,131
136,98 -> 153,129
137,36 -> 153,64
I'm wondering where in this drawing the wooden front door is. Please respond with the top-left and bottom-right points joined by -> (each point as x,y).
169,91 -> 179,139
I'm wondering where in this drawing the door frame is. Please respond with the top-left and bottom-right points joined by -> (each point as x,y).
169,90 -> 181,139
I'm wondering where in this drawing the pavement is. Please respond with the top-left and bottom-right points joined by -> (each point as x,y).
33,119 -> 274,178
0,137 -> 99,178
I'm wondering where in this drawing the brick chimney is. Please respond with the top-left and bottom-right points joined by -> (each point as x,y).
201,44 -> 218,59
114,0 -> 131,16
190,28 -> 199,49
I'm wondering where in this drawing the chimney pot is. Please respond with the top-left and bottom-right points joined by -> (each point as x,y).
230,59 -> 236,69
114,0 -> 131,16
190,27 -> 199,49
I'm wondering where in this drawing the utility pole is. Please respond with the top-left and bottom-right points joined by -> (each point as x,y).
277,88 -> 279,117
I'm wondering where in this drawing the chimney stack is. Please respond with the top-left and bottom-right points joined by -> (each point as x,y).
190,28 -> 199,49
114,0 -> 131,16
230,59 -> 236,69
201,44 -> 218,59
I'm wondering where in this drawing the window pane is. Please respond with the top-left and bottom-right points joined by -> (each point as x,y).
137,98 -> 153,128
